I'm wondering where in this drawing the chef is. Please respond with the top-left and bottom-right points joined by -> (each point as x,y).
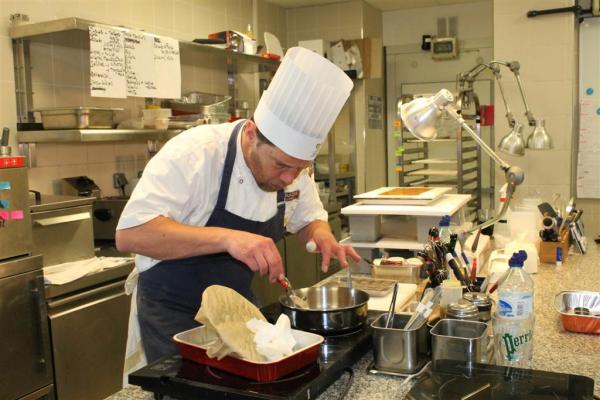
116,47 -> 361,363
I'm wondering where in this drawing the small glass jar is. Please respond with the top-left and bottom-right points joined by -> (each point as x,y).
463,292 -> 493,322
446,301 -> 480,321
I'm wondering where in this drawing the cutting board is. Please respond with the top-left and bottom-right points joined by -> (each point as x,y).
367,282 -> 417,312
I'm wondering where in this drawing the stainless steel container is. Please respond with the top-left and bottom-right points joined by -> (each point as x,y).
430,319 -> 488,366
446,301 -> 480,321
279,286 -> 369,334
170,93 -> 231,116
371,313 -> 430,374
463,292 -> 493,322
33,107 -> 122,129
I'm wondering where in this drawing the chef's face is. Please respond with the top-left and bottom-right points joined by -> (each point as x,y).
244,122 -> 311,192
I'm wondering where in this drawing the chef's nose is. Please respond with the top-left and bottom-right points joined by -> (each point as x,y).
279,170 -> 297,185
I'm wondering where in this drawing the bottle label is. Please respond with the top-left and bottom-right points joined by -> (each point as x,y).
498,292 -> 533,319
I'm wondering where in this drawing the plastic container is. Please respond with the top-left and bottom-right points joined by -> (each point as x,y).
174,325 -> 323,382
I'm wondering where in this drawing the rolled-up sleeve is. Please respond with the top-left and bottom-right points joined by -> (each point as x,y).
285,172 -> 328,234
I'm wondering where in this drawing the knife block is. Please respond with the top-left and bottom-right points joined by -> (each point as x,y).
539,230 -> 570,264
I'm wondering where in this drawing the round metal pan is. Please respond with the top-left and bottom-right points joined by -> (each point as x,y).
279,286 -> 370,334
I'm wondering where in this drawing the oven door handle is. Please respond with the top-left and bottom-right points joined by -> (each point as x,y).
34,211 -> 91,226
47,280 -> 125,310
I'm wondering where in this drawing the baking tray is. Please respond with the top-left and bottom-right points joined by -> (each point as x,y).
174,325 -> 324,382
354,186 -> 452,205
554,291 -> 600,334
33,107 -> 122,129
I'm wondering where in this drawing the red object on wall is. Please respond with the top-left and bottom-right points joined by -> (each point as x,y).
0,156 -> 25,169
480,105 -> 494,126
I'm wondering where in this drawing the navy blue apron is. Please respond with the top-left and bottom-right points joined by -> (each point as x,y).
137,121 -> 286,363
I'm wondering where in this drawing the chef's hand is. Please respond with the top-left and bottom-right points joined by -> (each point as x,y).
226,231 -> 283,283
311,229 -> 361,273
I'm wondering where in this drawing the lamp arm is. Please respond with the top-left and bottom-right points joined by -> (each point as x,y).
445,109 -> 525,234
447,109 -> 511,170
513,72 -> 536,126
491,68 -> 516,128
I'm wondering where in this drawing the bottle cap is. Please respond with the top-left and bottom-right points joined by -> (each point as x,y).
439,215 -> 451,227
508,252 -> 525,267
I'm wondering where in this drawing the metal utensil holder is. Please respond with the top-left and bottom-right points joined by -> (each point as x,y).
371,313 -> 431,374
430,319 -> 489,367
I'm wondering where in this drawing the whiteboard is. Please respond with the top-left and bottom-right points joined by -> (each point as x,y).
578,19 -> 600,199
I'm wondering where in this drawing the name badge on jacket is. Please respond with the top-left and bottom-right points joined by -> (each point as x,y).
285,190 -> 300,202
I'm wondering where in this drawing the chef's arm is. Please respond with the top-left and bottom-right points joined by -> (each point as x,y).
116,216 -> 284,282
296,220 -> 361,271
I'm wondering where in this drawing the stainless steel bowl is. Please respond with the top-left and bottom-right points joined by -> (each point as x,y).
279,286 -> 370,334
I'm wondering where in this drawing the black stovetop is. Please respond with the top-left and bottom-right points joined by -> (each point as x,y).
407,360 -> 595,400
129,303 -> 375,400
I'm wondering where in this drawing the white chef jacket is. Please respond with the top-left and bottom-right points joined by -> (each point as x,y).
117,120 -> 328,273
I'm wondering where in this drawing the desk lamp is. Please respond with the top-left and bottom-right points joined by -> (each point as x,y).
399,89 -> 524,232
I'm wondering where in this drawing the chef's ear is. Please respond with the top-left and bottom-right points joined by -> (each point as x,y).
245,119 -> 259,142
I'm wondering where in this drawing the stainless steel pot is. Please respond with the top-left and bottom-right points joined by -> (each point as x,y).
279,286 -> 370,334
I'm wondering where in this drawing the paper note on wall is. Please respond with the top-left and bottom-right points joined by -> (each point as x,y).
153,36 -> 181,99
125,30 -> 156,97
89,26 -> 126,98
577,19 -> 600,198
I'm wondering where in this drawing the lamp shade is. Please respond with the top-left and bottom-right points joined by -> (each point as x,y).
498,121 -> 525,156
399,89 -> 454,141
526,119 -> 553,150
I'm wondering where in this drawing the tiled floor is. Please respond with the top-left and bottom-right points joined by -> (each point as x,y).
105,386 -> 154,400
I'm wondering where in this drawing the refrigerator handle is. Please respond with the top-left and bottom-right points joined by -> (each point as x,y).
31,275 -> 52,369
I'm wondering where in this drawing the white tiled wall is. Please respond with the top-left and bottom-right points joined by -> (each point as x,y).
1,0 -> 285,197
493,0 -> 600,232
382,0 -> 493,47
285,1 -> 363,47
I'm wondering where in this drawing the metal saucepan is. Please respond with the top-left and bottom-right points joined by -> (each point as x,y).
279,286 -> 370,334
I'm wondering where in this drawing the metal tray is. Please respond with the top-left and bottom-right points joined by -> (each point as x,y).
554,291 -> 600,334
33,107 -> 122,129
174,325 -> 323,382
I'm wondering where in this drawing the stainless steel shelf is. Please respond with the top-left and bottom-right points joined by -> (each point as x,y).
9,17 -> 279,68
315,172 -> 355,180
17,129 -> 183,143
